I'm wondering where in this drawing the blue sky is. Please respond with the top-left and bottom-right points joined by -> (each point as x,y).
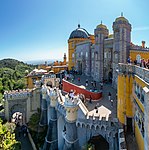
0,0 -> 149,61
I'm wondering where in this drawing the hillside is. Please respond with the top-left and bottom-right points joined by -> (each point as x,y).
0,58 -> 35,102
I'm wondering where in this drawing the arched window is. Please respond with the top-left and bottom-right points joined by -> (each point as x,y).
136,54 -> 141,64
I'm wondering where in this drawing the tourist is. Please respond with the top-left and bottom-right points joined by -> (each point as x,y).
108,92 -> 111,101
69,89 -> 75,99
146,59 -> 149,69
111,99 -> 113,107
78,77 -> 80,82
127,56 -> 132,64
100,82 -> 103,90
85,79 -> 88,87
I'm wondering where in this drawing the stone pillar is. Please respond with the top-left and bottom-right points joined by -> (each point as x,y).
143,87 -> 149,150
43,88 -> 58,150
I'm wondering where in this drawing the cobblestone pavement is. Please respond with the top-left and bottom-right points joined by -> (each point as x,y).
15,126 -> 33,150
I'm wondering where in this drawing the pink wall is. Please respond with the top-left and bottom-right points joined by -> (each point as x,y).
62,79 -> 102,100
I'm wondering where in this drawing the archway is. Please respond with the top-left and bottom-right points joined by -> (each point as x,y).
88,135 -> 109,150
46,81 -> 53,88
11,112 -> 23,126
108,68 -> 113,83
78,61 -> 82,75
10,104 -> 26,124
57,115 -> 65,150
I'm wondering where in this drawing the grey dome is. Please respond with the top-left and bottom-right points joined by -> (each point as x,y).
69,24 -> 90,39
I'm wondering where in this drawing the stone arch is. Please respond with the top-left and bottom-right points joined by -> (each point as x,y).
91,124 -> 95,130
10,104 -> 26,123
88,135 -> 109,150
46,81 -> 53,88
101,125 -> 105,132
76,122 -> 81,128
82,123 -> 85,128
95,125 -> 100,130
86,124 -> 90,129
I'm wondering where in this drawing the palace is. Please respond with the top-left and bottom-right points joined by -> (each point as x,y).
68,14 -> 149,88
3,14 -> 149,150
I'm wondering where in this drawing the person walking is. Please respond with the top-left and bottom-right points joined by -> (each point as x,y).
108,92 -> 111,101
111,99 -> 113,107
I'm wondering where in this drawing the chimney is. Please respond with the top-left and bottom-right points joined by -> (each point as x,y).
142,41 -> 145,48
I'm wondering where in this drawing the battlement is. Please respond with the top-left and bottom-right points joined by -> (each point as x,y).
118,63 -> 149,83
4,89 -> 31,100
64,94 -> 78,107
41,74 -> 56,81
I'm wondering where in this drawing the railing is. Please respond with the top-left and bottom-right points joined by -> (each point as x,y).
118,63 -> 149,83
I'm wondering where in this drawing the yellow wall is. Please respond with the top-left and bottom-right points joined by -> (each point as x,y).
68,38 -> 87,70
126,75 -> 133,117
135,121 -> 144,150
130,50 -> 149,62
117,75 -> 125,124
117,75 -> 133,124
26,76 -> 41,89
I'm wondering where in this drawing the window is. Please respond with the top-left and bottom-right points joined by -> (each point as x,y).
92,52 -> 94,58
86,52 -> 88,58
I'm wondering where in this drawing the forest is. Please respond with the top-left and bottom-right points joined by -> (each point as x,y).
0,59 -> 35,103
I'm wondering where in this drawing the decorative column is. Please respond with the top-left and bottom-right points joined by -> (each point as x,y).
63,95 -> 79,150
43,88 -> 58,150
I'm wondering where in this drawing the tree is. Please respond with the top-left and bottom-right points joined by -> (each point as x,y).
0,119 -> 21,150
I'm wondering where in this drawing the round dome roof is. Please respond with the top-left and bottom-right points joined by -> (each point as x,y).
69,24 -> 90,39
96,23 -> 107,29
115,16 -> 128,23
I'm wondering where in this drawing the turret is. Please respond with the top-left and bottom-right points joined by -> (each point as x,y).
94,21 -> 109,81
43,88 -> 58,150
112,13 -> 131,88
63,53 -> 67,65
39,84 -> 48,126
63,95 -> 79,150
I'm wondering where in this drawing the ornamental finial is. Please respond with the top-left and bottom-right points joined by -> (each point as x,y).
101,20 -> 102,24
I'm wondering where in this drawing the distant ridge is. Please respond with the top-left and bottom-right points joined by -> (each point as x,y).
24,59 -> 62,65
0,58 -> 26,70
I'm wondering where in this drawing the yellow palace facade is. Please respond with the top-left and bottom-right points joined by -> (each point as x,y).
118,63 -> 149,150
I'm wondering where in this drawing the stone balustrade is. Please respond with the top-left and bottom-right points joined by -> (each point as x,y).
118,63 -> 149,83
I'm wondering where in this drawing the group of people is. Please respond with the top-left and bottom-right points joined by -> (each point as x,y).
127,57 -> 149,69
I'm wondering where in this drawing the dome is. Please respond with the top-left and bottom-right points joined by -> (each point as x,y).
115,13 -> 129,23
96,23 -> 107,29
69,24 -> 90,39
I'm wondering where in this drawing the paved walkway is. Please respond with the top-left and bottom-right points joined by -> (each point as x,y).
67,74 -> 117,118
15,126 -> 33,150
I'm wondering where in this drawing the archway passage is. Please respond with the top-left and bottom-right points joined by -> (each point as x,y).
11,112 -> 23,126
89,135 -> 109,150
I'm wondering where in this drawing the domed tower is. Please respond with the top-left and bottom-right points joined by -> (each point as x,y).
94,22 -> 109,81
112,13 -> 131,87
43,88 -> 58,150
63,95 -> 79,150
68,24 -> 90,70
